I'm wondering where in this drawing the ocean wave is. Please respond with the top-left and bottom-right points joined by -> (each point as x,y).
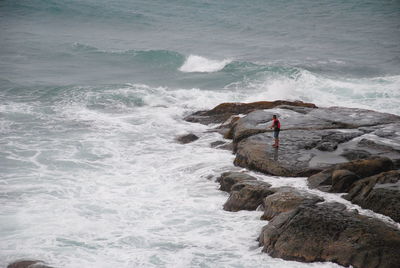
235,70 -> 400,115
179,55 -> 232,73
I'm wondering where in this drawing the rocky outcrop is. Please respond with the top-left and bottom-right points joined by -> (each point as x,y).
307,157 -> 394,192
7,260 -> 54,268
260,187 -> 324,220
344,170 -> 400,222
187,101 -> 400,267
186,101 -> 400,177
232,108 -> 400,176
176,133 -> 199,144
258,202 -> 400,268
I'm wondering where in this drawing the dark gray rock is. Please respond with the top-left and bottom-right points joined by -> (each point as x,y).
316,141 -> 337,152
210,140 -> 226,148
176,133 -> 199,144
258,202 -> 400,268
223,180 -> 274,212
344,170 -> 400,222
210,141 -> 233,151
233,129 -> 350,177
7,260 -> 54,268
341,149 -> 371,160
307,107 -> 400,128
230,106 -> 400,177
187,102 -> 400,177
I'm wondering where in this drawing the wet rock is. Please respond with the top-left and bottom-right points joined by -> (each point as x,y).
258,202 -> 400,268
260,187 -> 324,220
316,141 -> 338,151
216,172 -> 258,192
344,170 -> 400,222
7,260 -> 54,268
331,169 -> 360,193
233,129 -> 341,177
203,101 -> 316,117
184,100 -> 317,125
223,180 -> 274,211
230,108 -> 346,145
341,149 -> 371,160
230,106 -> 400,176
210,141 -> 233,151
176,133 -> 199,144
307,157 -> 394,191
210,140 -> 226,148
307,107 -> 400,128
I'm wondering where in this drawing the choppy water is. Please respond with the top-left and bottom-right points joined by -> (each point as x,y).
1,0 -> 399,267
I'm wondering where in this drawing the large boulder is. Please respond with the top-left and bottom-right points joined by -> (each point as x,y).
260,187 -> 324,220
344,170 -> 400,223
203,101 -> 316,117
223,180 -> 274,212
307,157 -> 394,192
184,100 -> 317,125
216,172 -> 258,192
258,202 -> 400,268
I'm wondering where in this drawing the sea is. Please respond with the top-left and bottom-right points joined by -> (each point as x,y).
1,0 -> 399,267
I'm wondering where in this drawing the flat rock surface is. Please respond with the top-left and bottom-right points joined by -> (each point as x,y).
258,202 -> 400,268
231,106 -> 400,177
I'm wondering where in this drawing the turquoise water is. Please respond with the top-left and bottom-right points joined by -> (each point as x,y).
1,1 -> 399,267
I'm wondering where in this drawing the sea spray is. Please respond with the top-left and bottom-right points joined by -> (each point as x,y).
179,55 -> 232,73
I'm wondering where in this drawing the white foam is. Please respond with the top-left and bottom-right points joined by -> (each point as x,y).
179,55 -> 231,73
233,70 -> 400,115
2,80 -> 397,268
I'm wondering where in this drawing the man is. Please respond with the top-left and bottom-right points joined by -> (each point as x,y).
269,115 -> 280,147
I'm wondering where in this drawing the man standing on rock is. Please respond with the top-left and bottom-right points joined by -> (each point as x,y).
270,114 -> 280,147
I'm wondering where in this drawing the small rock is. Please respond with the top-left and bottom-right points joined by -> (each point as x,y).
210,140 -> 226,148
176,133 -> 199,144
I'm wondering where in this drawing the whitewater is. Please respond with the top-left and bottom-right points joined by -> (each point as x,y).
1,0 -> 400,267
